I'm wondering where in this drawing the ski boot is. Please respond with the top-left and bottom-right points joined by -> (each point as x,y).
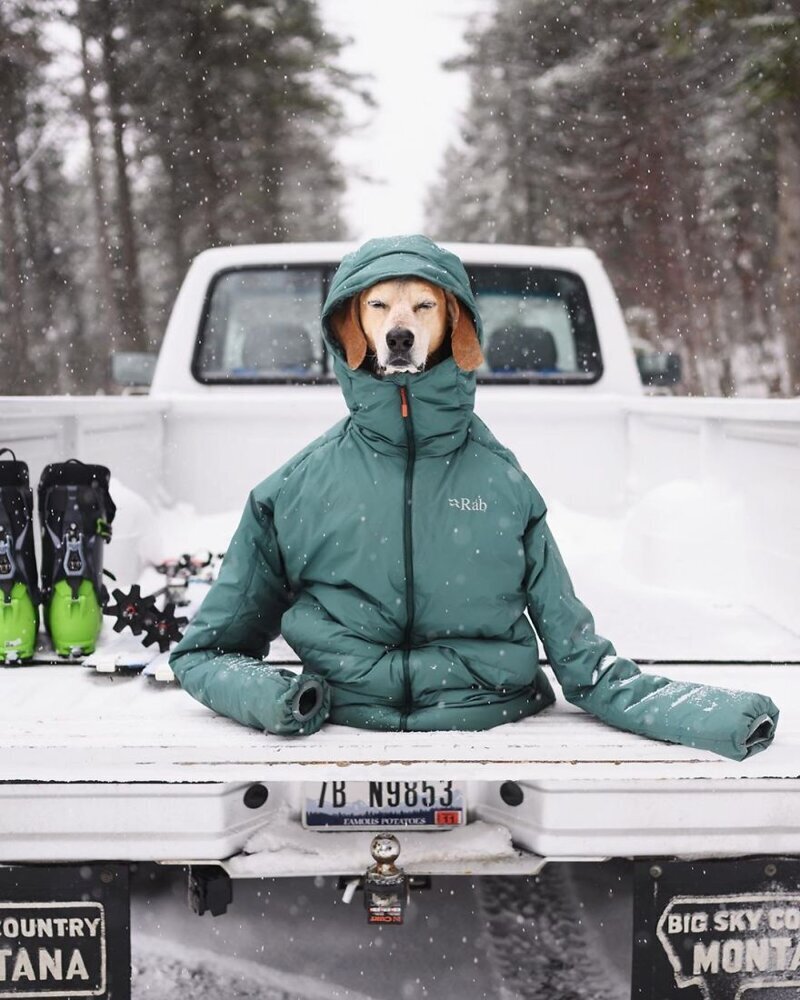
38,459 -> 116,657
0,449 -> 40,664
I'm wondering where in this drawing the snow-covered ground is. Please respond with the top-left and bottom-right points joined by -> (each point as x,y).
131,867 -> 497,999
130,863 -> 631,1000
132,932 -> 377,999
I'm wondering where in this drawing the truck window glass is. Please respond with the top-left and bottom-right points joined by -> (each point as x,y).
193,264 -> 602,385
194,267 -> 327,382
468,265 -> 602,384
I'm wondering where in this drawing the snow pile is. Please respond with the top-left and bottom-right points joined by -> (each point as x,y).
104,481 -> 241,588
620,479 -> 748,601
104,478 -> 160,586
546,489 -> 800,661
132,932 -> 376,1000
146,502 -> 240,564
227,805 -> 517,876
109,478 -> 800,662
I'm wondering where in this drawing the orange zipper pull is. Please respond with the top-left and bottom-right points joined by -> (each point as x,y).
399,386 -> 409,418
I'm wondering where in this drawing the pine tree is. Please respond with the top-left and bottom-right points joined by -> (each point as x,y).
1,0 -> 365,394
429,0 -> 799,396
679,0 -> 800,392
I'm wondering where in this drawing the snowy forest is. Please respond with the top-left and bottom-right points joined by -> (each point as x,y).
0,0 -> 798,397
428,0 -> 800,397
0,0 -> 360,394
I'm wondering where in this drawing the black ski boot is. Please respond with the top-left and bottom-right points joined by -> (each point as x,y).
0,449 -> 40,663
38,459 -> 116,656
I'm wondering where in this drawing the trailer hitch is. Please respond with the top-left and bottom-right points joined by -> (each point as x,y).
340,834 -> 420,924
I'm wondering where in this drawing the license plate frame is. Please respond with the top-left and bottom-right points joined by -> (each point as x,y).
302,780 -> 466,830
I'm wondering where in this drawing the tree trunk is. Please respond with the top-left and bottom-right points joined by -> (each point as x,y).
78,0 -> 121,378
186,8 -> 221,245
10,124 -> 55,393
0,122 -> 27,393
98,0 -> 148,352
774,103 -> 800,395
158,136 -> 187,293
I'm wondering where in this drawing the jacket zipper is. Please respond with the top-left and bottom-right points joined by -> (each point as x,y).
399,385 -> 415,731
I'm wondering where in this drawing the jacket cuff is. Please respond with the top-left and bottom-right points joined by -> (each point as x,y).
569,658 -> 780,762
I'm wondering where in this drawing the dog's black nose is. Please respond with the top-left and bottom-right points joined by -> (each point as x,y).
386,327 -> 414,353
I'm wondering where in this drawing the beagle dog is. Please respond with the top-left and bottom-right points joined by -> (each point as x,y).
332,278 -> 484,375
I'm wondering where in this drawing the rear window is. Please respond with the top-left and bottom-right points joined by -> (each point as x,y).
468,265 -> 602,383
193,264 -> 602,385
194,267 -> 327,382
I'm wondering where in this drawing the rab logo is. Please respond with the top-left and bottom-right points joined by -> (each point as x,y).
448,497 -> 487,512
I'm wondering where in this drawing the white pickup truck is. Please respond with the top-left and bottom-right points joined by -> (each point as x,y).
1,242 -> 799,995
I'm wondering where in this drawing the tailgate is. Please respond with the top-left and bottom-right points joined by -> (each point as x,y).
1,661 -> 799,865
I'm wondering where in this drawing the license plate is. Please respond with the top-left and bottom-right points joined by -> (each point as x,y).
303,780 -> 466,830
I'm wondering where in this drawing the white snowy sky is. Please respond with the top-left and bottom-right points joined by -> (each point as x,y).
318,0 -> 491,240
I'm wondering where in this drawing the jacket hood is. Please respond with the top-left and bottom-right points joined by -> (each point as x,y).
321,235 -> 483,457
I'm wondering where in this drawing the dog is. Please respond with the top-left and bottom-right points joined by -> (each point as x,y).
332,278 -> 484,375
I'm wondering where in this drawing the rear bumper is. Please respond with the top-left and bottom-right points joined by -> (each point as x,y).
2,777 -> 800,867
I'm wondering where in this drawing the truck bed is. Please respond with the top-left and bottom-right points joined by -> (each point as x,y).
4,490 -> 799,866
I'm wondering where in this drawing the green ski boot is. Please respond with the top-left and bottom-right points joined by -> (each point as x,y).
38,459 -> 116,657
0,448 -> 40,664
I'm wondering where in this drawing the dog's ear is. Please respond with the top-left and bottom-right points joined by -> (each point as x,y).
330,293 -> 367,370
446,292 -> 483,372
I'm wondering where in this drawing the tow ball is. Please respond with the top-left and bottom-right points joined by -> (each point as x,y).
361,834 -> 409,925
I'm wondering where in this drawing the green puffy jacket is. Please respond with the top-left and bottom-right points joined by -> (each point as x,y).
170,235 -> 778,760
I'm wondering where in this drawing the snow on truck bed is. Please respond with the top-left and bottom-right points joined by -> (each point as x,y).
1,661 -> 799,783
142,488 -> 800,663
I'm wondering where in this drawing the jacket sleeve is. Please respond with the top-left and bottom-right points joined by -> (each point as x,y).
169,489 -> 330,735
522,503 -> 778,761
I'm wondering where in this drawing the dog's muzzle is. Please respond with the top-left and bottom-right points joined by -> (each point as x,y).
383,327 -> 417,371
386,327 -> 414,359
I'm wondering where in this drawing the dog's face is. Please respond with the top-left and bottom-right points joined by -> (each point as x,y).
359,279 -> 448,374
331,278 -> 483,375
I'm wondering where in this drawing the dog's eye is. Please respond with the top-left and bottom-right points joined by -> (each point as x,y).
366,299 -> 387,309
413,301 -> 436,311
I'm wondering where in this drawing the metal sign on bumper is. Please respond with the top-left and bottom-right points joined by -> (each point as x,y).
633,858 -> 800,1000
0,864 -> 129,999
